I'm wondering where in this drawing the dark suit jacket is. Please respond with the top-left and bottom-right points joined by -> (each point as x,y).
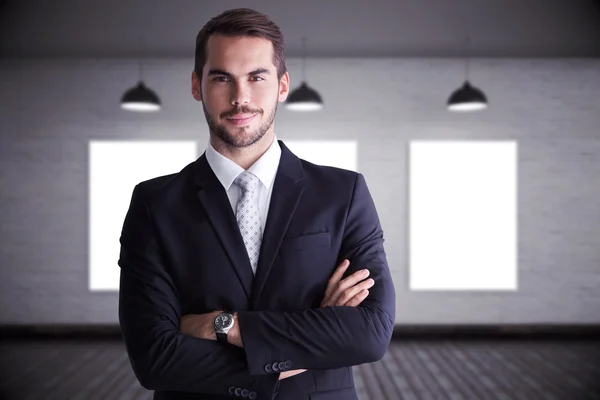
118,140 -> 396,400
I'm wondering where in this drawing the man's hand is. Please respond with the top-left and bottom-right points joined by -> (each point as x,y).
180,311 -> 220,341
180,312 -> 300,380
320,259 -> 374,308
279,369 -> 307,380
180,312 -> 244,347
279,260 -> 373,381
182,259 -> 372,381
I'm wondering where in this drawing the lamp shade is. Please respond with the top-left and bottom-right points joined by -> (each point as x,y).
285,82 -> 323,111
121,81 -> 161,112
447,81 -> 488,112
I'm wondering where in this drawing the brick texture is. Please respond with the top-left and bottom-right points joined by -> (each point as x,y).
1,58 -> 599,324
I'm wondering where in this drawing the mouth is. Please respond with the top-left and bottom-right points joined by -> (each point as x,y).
225,114 -> 257,126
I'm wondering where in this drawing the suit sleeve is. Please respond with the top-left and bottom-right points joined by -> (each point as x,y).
238,173 -> 396,375
118,184 -> 279,397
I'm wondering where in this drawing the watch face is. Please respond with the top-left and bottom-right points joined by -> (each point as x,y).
215,313 -> 233,330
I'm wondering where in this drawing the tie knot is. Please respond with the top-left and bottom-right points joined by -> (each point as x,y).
234,171 -> 260,193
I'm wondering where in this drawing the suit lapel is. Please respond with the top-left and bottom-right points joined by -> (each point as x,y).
250,141 -> 304,308
193,155 -> 254,299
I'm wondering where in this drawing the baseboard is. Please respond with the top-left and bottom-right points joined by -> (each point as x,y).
0,324 -> 122,339
392,324 -> 600,339
1,324 -> 600,340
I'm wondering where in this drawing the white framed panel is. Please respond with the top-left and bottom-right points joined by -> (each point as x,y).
284,140 -> 358,171
409,140 -> 517,291
89,141 -> 198,291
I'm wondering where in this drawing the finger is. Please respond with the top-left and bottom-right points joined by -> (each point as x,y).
324,259 -> 350,300
280,369 -> 307,380
329,259 -> 350,285
340,268 -> 370,289
329,270 -> 371,305
344,289 -> 369,307
334,278 -> 374,306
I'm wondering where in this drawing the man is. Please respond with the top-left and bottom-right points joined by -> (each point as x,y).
118,8 -> 395,400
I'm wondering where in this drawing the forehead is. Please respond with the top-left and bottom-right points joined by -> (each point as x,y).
204,34 -> 276,72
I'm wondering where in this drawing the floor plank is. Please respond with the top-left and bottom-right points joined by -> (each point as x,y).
0,339 -> 598,399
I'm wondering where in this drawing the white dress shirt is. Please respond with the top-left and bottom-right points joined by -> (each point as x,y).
205,136 -> 282,234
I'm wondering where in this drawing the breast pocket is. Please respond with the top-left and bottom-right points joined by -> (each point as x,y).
281,231 -> 331,251
272,231 -> 336,309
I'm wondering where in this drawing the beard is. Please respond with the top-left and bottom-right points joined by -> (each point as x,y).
203,101 -> 277,148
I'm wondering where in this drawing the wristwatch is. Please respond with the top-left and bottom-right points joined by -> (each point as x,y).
213,312 -> 235,344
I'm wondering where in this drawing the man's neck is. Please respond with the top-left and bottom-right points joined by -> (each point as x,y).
211,132 -> 275,170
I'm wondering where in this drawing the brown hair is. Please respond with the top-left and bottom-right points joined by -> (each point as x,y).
194,8 -> 287,80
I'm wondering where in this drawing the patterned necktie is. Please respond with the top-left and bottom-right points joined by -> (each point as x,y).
233,171 -> 262,275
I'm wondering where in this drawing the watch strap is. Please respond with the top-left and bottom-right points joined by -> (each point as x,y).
216,331 -> 228,344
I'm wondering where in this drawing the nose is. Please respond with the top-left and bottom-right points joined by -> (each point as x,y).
230,81 -> 250,106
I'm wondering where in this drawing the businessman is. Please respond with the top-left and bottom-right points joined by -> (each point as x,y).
118,8 -> 396,400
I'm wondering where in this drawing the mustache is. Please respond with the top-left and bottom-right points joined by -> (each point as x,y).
221,106 -> 262,119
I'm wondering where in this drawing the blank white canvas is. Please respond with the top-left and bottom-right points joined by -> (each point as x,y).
285,141 -> 358,171
409,141 -> 517,291
89,141 -> 198,291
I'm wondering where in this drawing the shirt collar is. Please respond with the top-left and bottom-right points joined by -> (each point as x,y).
205,135 -> 281,191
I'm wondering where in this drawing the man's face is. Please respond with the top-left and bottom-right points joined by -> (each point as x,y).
192,35 -> 289,148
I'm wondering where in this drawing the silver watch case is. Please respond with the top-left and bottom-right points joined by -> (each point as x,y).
214,312 -> 235,334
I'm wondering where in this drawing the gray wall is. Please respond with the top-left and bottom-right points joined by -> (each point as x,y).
1,57 -> 600,325
2,0 -> 600,57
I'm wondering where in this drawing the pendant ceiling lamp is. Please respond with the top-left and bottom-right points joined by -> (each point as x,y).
121,38 -> 161,112
447,37 -> 488,112
121,80 -> 161,112
286,37 -> 323,112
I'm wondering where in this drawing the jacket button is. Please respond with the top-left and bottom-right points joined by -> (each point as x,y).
235,388 -> 242,396
265,363 -> 272,373
241,388 -> 250,397
229,386 -> 236,394
272,362 -> 279,372
278,361 -> 286,370
285,360 -> 292,369
249,392 -> 257,400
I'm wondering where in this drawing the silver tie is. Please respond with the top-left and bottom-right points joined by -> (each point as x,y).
234,171 -> 262,275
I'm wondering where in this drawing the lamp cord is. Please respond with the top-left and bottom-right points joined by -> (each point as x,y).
138,37 -> 144,82
465,36 -> 470,81
302,36 -> 307,82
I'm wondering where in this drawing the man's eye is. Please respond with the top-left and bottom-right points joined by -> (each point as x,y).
251,76 -> 265,81
214,76 -> 229,82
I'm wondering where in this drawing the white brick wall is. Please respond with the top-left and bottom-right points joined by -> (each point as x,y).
1,58 -> 599,324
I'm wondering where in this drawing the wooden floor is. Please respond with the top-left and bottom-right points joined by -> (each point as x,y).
0,339 -> 599,399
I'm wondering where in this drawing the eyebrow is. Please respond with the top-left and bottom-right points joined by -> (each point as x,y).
207,68 -> 271,77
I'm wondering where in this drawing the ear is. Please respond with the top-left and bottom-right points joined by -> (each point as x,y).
278,71 -> 290,102
191,71 -> 202,102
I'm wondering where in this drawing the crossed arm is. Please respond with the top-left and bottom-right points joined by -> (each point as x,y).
179,258 -> 377,380
118,173 -> 396,397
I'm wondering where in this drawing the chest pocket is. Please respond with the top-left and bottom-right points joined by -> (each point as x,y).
281,231 -> 330,250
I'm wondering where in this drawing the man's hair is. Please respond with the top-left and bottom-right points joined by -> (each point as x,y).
194,8 -> 287,80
